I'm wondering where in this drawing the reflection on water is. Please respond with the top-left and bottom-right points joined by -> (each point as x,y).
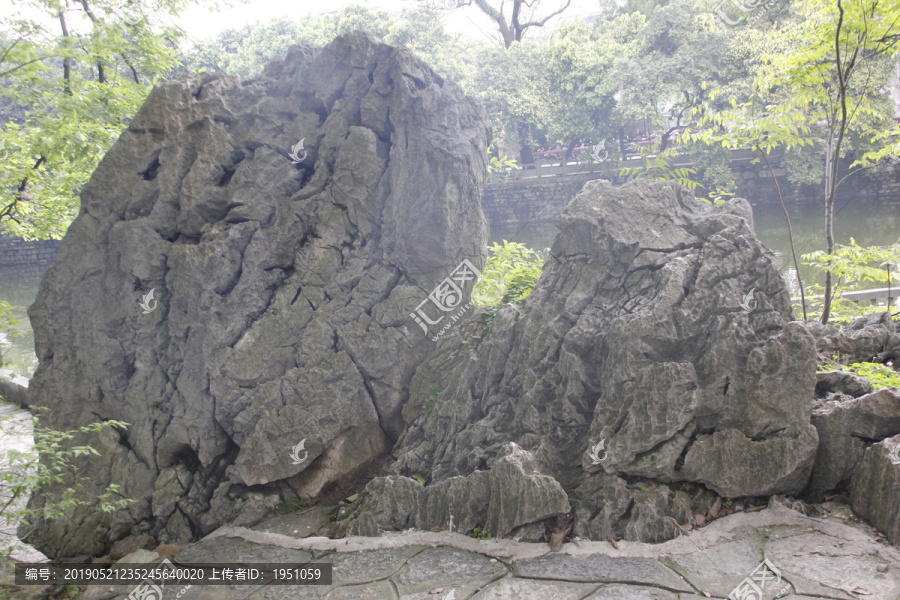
0,194 -> 898,379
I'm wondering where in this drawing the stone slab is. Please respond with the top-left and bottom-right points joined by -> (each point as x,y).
514,553 -> 692,592
470,577 -> 598,599
171,536 -> 312,566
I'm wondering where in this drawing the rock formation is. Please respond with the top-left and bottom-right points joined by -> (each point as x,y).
23,30 -> 839,557
22,32 -> 490,558
349,179 -> 819,543
805,387 -> 900,502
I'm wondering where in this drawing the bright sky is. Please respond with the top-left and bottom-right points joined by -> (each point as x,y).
173,0 -> 603,45
0,0 -> 604,58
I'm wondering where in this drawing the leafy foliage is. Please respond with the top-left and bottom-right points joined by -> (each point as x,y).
0,407 -> 132,564
801,239 -> 900,323
0,0 -> 206,239
422,388 -> 442,415
469,526 -> 492,540
841,362 -> 900,390
486,154 -> 519,183
473,240 -> 546,308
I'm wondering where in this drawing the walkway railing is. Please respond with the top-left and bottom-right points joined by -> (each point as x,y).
502,148 -> 769,182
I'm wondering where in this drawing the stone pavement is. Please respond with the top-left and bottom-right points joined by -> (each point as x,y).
57,501 -> 900,600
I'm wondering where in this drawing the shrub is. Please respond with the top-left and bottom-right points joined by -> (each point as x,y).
0,406 -> 132,565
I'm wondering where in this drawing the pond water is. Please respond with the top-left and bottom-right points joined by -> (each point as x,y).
491,195 -> 900,291
0,194 -> 898,379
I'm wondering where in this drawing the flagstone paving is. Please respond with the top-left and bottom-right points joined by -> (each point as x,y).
12,501 -> 900,600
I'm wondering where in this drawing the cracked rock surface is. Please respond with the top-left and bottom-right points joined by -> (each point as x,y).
371,178 -> 818,543
22,31 -> 489,558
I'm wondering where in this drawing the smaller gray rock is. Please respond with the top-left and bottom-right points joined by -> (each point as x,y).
115,549 -> 160,565
813,312 -> 900,365
850,434 -> 900,545
815,371 -> 873,398
0,378 -> 28,407
109,533 -> 156,561
805,387 -> 900,502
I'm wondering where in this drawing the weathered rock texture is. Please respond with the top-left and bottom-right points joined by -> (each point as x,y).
23,32 -> 489,558
814,370 -> 873,399
805,387 -> 900,502
348,179 -> 819,542
851,434 -> 900,545
349,443 -> 571,538
804,311 -> 900,366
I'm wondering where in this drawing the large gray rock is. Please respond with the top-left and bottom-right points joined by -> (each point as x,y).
22,32 -> 489,558
850,434 -> 900,545
356,179 -> 818,542
806,387 -> 900,502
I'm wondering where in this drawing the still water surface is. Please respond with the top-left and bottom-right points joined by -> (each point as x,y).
1,195 -> 898,379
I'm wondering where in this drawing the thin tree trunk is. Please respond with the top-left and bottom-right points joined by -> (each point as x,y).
760,149 -> 807,321
517,120 -> 534,166
821,0 -> 852,325
59,13 -> 72,96
563,139 -> 577,164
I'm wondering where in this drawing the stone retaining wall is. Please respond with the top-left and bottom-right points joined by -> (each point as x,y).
0,233 -> 60,278
483,160 -> 900,232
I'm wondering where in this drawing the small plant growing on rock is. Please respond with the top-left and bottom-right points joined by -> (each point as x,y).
274,497 -> 318,516
840,362 -> 900,390
422,389 -> 442,415
412,474 -> 427,486
0,406 -> 132,566
473,241 -> 546,339
469,527 -> 492,540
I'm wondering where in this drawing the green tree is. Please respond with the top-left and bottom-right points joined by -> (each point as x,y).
0,407 -> 132,563
690,0 -> 900,323
461,0 -> 573,49
0,0 -> 207,239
